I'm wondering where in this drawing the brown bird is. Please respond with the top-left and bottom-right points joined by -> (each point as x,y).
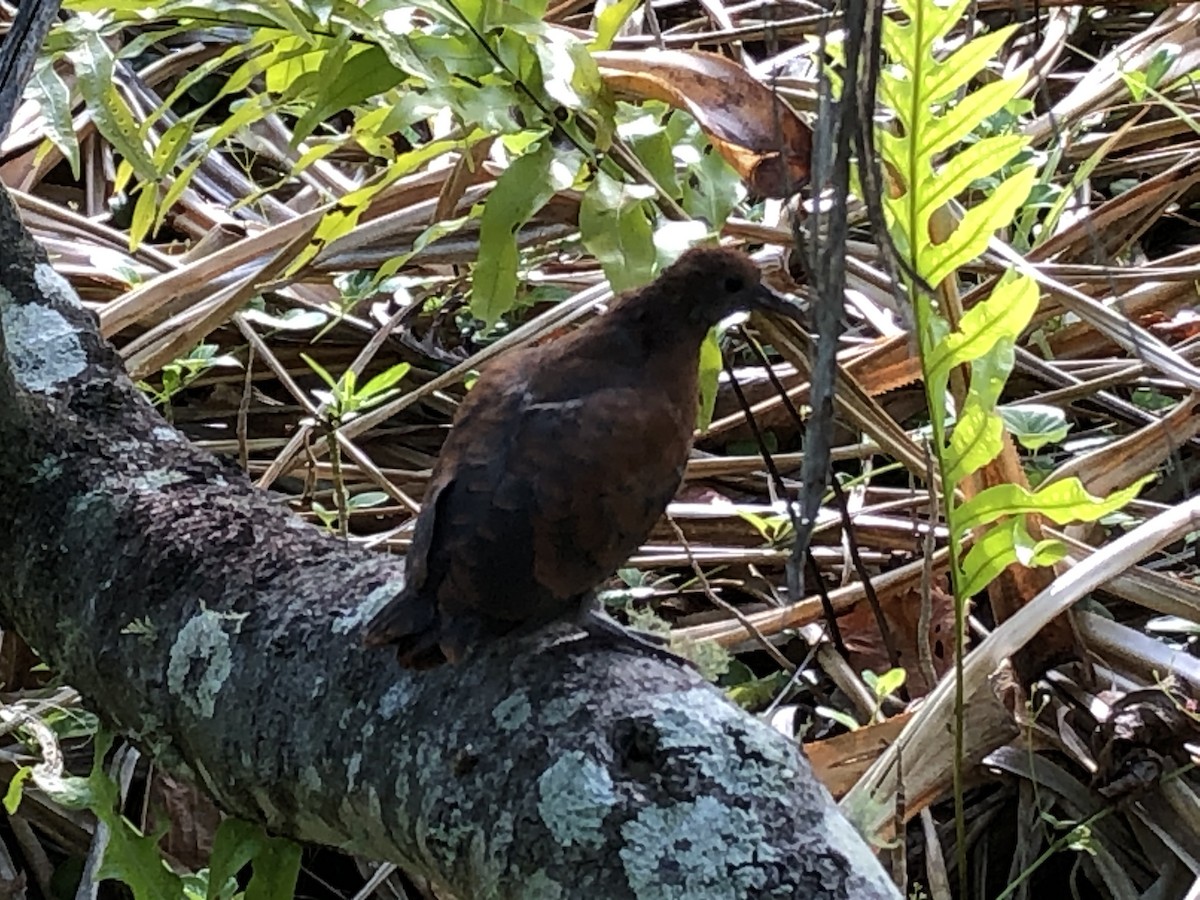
364,246 -> 802,668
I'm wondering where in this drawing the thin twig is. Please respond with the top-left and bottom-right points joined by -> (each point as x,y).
666,516 -> 796,671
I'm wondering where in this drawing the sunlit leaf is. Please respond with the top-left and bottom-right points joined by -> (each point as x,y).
472,138 -> 574,324
591,0 -> 639,51
292,46 -> 406,145
955,476 -> 1152,535
579,171 -> 657,293
359,363 -> 411,402
926,274 -> 1038,391
999,404 -> 1071,451
29,59 -> 80,178
924,165 -> 1037,286
3,766 -> 31,815
946,400 -> 1002,483
71,34 -> 157,180
959,518 -> 1067,597
697,328 -> 722,431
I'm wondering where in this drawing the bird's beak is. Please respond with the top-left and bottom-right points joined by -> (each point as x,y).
751,283 -> 806,326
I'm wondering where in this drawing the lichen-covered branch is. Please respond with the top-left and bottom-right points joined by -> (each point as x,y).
0,187 -> 899,899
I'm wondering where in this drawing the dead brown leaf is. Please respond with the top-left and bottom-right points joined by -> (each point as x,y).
595,50 -> 811,198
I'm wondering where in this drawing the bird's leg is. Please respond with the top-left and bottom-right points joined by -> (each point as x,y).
573,596 -> 697,668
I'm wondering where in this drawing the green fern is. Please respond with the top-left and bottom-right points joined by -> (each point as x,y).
880,0 -> 1148,642
877,0 -> 1149,874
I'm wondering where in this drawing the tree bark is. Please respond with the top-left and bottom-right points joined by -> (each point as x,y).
0,186 -> 899,899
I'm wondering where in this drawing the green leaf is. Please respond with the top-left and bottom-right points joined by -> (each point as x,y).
927,274 -> 1038,390
697,328 -> 722,431
245,834 -> 302,900
959,517 -> 1067,597
96,814 -> 183,900
206,818 -> 300,900
924,25 -> 1020,105
725,669 -> 790,709
376,213 -> 473,282
592,0 -> 639,50
626,122 -> 680,199
920,133 -> 1027,215
1012,524 -> 1067,570
925,165 -> 1037,285
1123,48 -> 1174,102
29,60 -> 80,178
40,731 -> 187,900
863,667 -> 907,699
358,362 -> 411,403
3,766 -> 32,814
579,171 -> 657,293
207,819 -> 264,900
140,42 -> 250,139
954,475 -> 1153,535
290,136 -> 462,274
292,46 -> 406,145
999,403 -> 1070,450
155,94 -> 275,234
153,117 -> 199,179
959,518 -> 1022,598
129,183 -> 159,249
681,142 -> 741,229
532,30 -> 594,110
946,399 -> 1003,483
300,353 -> 339,392
347,490 -> 389,509
71,34 -> 157,180
922,75 -> 1024,159
471,139 -> 565,324
815,705 -> 861,732
156,157 -> 204,232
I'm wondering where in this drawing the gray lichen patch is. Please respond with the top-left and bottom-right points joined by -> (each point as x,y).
517,871 -> 565,900
0,302 -> 86,392
167,607 -> 244,718
537,752 -> 615,849
491,691 -> 531,732
646,687 -> 801,795
33,263 -> 82,308
152,426 -> 184,443
132,469 -> 196,491
377,681 -> 413,720
332,579 -> 405,634
300,764 -> 323,794
346,751 -> 363,791
620,796 -> 773,899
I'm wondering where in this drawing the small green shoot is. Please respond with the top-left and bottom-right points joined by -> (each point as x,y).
137,344 -> 241,422
300,356 -> 410,537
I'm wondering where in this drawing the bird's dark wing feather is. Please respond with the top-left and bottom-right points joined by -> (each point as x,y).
523,385 -> 693,601
366,347 -> 694,662
362,360 -> 534,662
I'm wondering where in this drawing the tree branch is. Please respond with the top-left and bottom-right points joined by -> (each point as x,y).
0,186 -> 899,899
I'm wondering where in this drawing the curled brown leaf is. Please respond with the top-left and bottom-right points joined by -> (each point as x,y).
595,50 -> 811,198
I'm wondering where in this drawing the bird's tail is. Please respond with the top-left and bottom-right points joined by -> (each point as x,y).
364,594 -> 485,669
363,593 -> 446,668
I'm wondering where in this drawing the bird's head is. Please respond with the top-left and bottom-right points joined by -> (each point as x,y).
657,246 -> 803,330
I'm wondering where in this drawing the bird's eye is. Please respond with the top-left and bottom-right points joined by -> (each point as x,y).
724,275 -> 745,293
